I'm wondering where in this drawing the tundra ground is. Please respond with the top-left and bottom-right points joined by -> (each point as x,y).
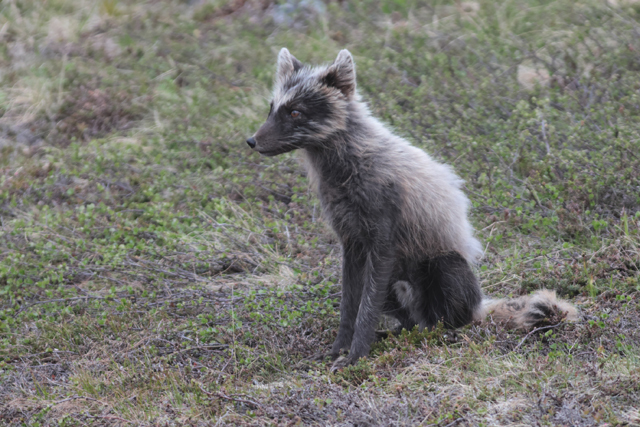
1,0 -> 639,425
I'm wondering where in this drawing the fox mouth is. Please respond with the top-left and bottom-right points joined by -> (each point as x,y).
256,144 -> 299,157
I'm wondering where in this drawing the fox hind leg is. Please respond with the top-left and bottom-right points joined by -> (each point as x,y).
383,283 -> 417,333
395,253 -> 482,330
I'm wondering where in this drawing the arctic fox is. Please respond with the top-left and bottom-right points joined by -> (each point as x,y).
247,48 -> 578,369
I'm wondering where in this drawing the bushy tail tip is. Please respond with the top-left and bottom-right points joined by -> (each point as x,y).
474,289 -> 578,330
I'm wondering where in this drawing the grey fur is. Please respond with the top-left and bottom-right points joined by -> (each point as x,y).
392,281 -> 427,329
248,48 -> 578,369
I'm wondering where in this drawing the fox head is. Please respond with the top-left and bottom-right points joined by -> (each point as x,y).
246,48 -> 357,156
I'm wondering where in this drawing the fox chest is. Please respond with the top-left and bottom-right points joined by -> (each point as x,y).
314,179 -> 398,245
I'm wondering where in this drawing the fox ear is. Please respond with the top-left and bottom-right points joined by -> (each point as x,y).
276,48 -> 303,81
321,49 -> 356,98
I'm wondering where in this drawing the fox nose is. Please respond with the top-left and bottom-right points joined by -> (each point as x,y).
246,137 -> 256,149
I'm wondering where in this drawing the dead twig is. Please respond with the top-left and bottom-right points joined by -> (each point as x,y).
523,179 -> 543,208
17,296 -> 106,314
443,418 -> 465,427
427,417 -> 465,427
512,322 -> 563,353
85,414 -> 135,424
198,384 -> 261,409
42,395 -> 110,412
169,344 -> 229,355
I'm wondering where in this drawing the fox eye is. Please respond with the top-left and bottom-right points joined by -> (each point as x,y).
290,110 -> 301,118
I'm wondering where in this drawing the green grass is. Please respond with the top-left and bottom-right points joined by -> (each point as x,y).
1,0 -> 639,425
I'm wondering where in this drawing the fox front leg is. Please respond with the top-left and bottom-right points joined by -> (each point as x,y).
330,242 -> 367,357
331,247 -> 395,371
308,242 -> 366,362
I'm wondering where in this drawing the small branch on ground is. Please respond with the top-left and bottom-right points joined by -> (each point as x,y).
17,296 -> 106,314
85,414 -> 135,424
428,417 -> 465,427
511,322 -> 563,353
43,395 -> 110,412
198,384 -> 261,409
169,344 -> 229,355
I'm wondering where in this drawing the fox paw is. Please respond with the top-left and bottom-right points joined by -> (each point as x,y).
375,329 -> 391,341
330,355 -> 357,372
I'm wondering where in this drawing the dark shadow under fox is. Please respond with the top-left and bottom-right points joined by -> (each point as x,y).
247,48 -> 578,370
